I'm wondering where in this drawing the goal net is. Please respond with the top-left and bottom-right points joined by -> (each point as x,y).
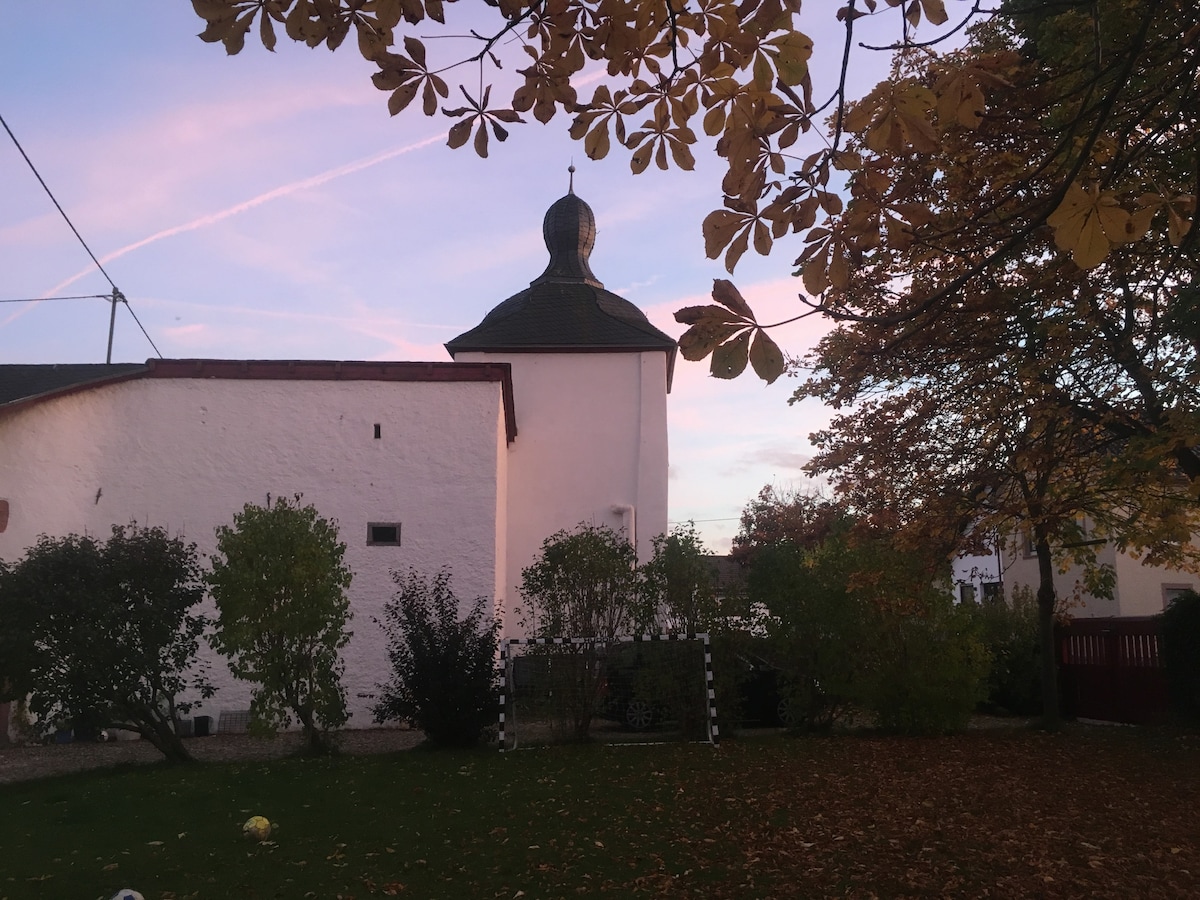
498,634 -> 718,751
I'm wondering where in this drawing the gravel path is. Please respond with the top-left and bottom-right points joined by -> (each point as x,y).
0,728 -> 425,785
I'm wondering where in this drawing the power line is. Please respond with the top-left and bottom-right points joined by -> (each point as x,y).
3,112 -> 162,361
122,299 -> 163,359
0,301 -> 110,309
1,112 -> 118,291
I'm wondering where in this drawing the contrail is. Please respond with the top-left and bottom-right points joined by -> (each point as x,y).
33,130 -> 448,304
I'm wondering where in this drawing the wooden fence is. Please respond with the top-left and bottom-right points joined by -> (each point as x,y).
1057,616 -> 1169,725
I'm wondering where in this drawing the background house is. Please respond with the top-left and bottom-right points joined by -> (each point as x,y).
952,536 -> 1196,616
0,188 -> 675,731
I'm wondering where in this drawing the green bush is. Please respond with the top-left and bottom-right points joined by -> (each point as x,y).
373,569 -> 500,748
968,587 -> 1042,716
749,542 -> 865,731
0,525 -> 211,762
1160,590 -> 1200,725
859,597 -> 992,735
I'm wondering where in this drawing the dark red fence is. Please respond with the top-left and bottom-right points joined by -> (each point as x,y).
1057,617 -> 1169,725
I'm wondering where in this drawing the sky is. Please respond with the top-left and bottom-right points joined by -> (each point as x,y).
0,2 -> 913,553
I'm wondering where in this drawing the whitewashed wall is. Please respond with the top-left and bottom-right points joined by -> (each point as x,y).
458,349 -> 670,634
956,532 -> 1198,617
0,376 -> 506,727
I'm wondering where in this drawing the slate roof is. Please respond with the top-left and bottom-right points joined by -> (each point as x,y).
0,363 -> 148,408
445,190 -> 677,383
0,360 -> 519,441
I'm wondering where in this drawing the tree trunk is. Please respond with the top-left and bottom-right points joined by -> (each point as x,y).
296,705 -> 332,755
142,715 -> 194,763
1035,537 -> 1062,731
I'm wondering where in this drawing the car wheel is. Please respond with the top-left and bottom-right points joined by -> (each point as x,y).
626,697 -> 656,731
777,697 -> 800,728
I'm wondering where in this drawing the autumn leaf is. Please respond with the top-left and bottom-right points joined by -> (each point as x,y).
749,329 -> 785,383
1047,183 -> 1134,268
764,30 -> 813,86
675,306 -> 748,361
711,278 -> 755,319
844,81 -> 938,154
710,330 -> 751,379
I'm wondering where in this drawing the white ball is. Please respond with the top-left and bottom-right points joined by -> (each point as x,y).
111,890 -> 145,900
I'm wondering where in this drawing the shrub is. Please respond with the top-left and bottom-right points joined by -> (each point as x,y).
208,495 -> 352,755
518,524 -> 640,739
373,569 -> 500,748
749,542 -> 865,731
969,586 -> 1042,716
859,597 -> 992,735
1160,590 -> 1200,725
0,525 -> 211,762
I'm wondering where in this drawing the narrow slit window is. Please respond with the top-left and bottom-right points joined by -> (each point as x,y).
373,424 -> 382,439
368,522 -> 401,546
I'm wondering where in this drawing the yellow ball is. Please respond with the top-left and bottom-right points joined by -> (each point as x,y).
242,815 -> 272,842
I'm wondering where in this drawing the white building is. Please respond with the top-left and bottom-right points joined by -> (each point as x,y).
952,535 -> 1196,616
0,187 -> 675,731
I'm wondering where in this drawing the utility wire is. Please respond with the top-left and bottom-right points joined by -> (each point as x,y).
1,112 -> 118,291
2,112 -> 163,359
123,300 -> 163,358
1,294 -> 111,303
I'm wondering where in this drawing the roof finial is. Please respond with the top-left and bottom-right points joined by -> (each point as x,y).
568,162 -> 576,194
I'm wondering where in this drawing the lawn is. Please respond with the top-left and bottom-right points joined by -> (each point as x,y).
1,727 -> 1197,899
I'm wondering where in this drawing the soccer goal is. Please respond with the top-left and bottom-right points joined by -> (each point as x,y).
498,634 -> 719,751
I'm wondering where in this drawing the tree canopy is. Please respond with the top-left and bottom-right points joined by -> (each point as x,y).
192,0 -> 1196,383
208,495 -> 353,754
0,525 -> 212,762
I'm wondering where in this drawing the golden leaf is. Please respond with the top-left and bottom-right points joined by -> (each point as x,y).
670,139 -> 696,170
630,143 -> 652,174
766,30 -> 813,86
703,209 -> 747,261
678,319 -> 745,361
388,82 -> 419,116
1047,182 -> 1123,268
711,279 -> 755,319
802,241 -> 830,295
828,244 -> 850,289
446,118 -> 472,149
724,227 -> 750,273
710,330 -> 751,379
749,329 -> 785,383
934,67 -> 986,129
584,124 -> 611,160
259,8 -> 277,52
920,0 -> 949,25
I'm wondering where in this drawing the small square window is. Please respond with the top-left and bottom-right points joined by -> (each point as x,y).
1162,584 -> 1195,610
958,583 -> 976,604
367,522 -> 401,546
982,582 -> 1003,603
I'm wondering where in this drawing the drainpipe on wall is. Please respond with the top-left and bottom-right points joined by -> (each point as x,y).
612,504 -> 636,558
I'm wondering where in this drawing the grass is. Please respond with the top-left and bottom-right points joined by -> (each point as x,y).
1,726 -> 1198,899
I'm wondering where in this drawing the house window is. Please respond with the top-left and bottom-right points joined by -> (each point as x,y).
0,499 -> 7,533
373,424 -> 381,439
367,522 -> 401,546
981,582 -> 1003,603
958,583 -> 977,604
1162,583 -> 1195,610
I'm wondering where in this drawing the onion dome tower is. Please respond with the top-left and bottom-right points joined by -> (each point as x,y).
447,175 -> 675,625
445,176 -> 676,379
